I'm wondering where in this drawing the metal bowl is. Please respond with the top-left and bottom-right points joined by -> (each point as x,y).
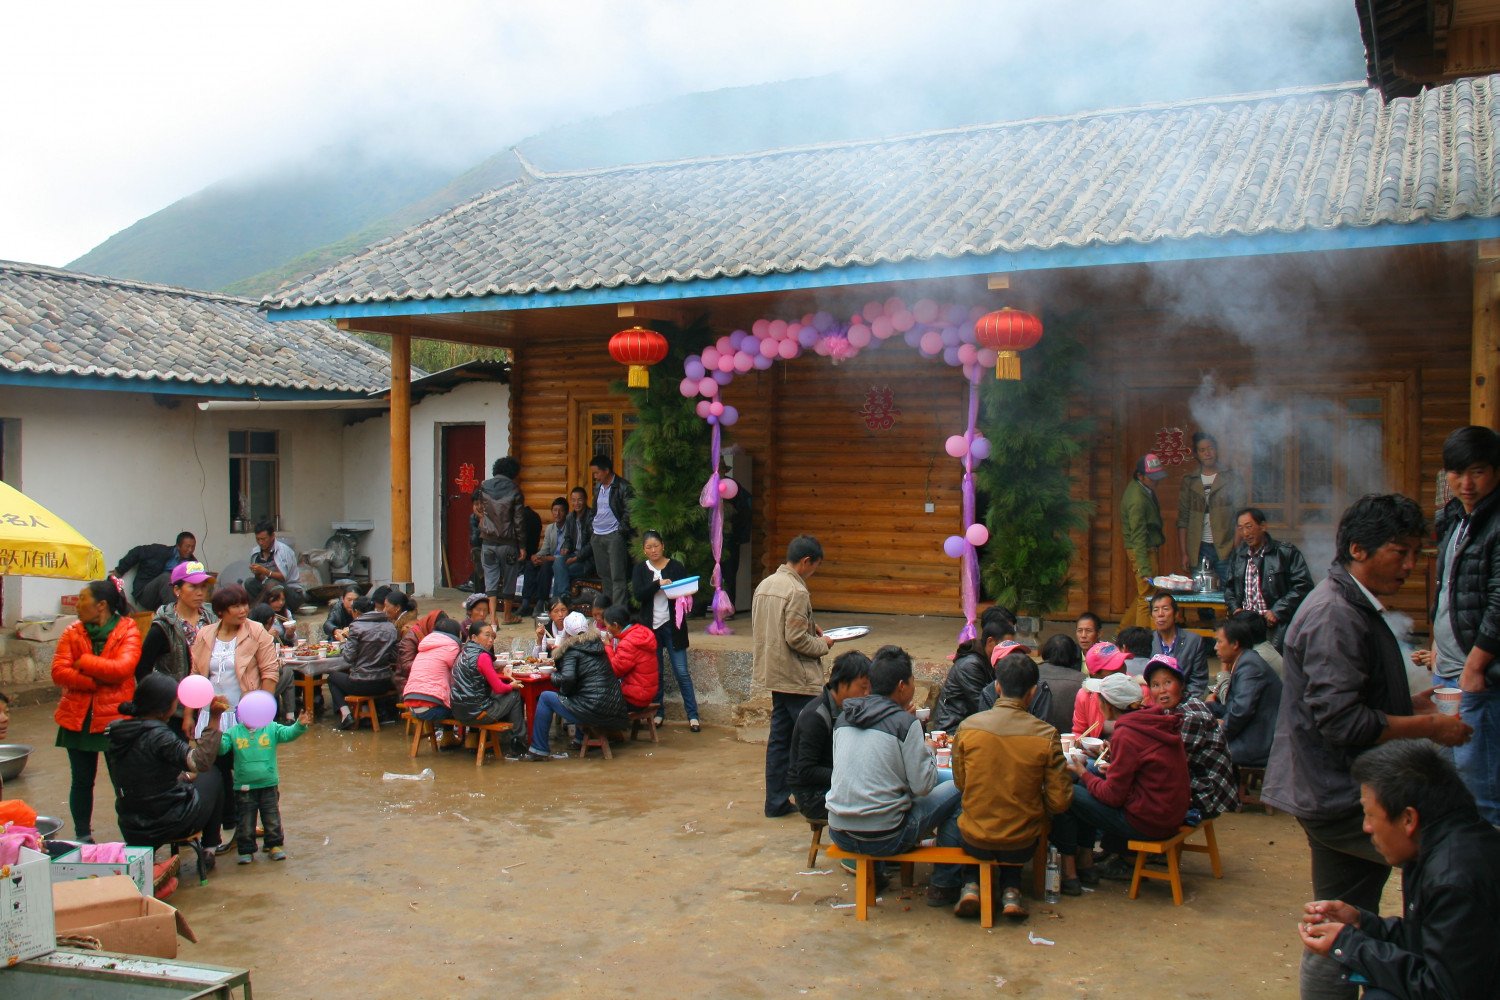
0,743 -> 33,781
34,815 -> 63,838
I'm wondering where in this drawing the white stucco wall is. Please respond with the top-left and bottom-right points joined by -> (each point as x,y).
340,379 -> 510,594
1,386 -> 347,622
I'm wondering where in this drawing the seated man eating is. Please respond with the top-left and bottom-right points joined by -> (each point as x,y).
826,645 -> 964,902
788,650 -> 872,823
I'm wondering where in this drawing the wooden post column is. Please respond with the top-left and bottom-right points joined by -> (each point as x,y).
390,333 -> 413,589
1473,241 -> 1500,427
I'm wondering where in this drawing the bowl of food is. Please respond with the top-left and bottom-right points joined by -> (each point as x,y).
914,707 -> 931,723
661,576 -> 700,599
0,744 -> 34,782
536,665 -> 556,676
1080,736 -> 1106,757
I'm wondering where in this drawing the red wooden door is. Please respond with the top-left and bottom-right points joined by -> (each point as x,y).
441,425 -> 487,587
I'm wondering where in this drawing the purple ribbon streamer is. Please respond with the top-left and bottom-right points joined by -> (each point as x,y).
707,422 -> 734,635
958,373 -> 981,644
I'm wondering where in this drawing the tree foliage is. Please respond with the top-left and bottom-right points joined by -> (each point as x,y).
621,318 -> 717,576
976,312 -> 1094,614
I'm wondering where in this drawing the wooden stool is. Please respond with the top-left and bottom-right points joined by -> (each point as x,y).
471,722 -> 515,766
1127,819 -> 1224,906
827,844 -> 1036,930
167,832 -> 211,887
1237,766 -> 1274,813
629,704 -> 661,744
577,726 -> 614,759
294,673 -> 327,717
345,691 -> 395,731
807,820 -> 826,869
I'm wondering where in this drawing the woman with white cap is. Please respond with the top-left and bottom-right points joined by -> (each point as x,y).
519,612 -> 627,762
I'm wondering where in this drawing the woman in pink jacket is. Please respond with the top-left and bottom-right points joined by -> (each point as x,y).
602,604 -> 660,713
402,616 -> 462,723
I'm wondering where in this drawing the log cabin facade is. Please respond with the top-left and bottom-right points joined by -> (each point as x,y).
264,78 -> 1500,632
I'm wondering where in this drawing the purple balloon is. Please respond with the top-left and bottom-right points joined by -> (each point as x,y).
712,369 -> 733,385
744,336 -> 762,357
942,535 -> 967,559
752,353 -> 774,370
707,415 -> 719,426
943,345 -> 962,366
237,690 -> 277,730
945,303 -> 969,325
729,330 -> 747,350
679,377 -> 699,398
813,310 -> 835,332
941,326 -> 961,347
797,327 -> 819,348
903,328 -> 922,348
720,405 -> 739,426
684,356 -> 705,380
970,437 -> 992,461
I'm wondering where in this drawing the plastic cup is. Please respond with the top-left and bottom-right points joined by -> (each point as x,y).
1433,687 -> 1463,716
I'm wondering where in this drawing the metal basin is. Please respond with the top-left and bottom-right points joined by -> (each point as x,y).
0,743 -> 33,781
34,815 -> 63,838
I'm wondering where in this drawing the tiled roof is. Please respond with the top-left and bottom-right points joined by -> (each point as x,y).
0,261 -> 397,392
266,77 -> 1500,312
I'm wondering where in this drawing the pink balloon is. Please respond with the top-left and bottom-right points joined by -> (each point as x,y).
846,324 -> 872,348
752,319 -> 770,337
962,361 -> 981,382
778,338 -> 799,360
678,377 -> 698,398
701,347 -> 721,369
698,377 -> 719,397
768,319 -> 788,340
977,348 -> 998,367
733,351 -> 754,373
969,437 -> 992,461
177,674 -> 214,710
709,401 -> 725,416
920,330 -> 944,355
720,405 -> 739,426
760,336 -> 780,358
913,298 -> 940,324
718,478 -> 740,499
862,301 -> 885,323
891,309 -> 915,332
813,339 -> 831,357
957,343 -> 978,365
871,316 -> 895,339
944,434 -> 969,458
752,353 -> 774,370
884,296 -> 906,316
695,400 -> 712,418
966,523 -> 990,547
716,353 -> 736,373
716,336 -> 733,355
942,535 -> 967,559
237,690 -> 277,729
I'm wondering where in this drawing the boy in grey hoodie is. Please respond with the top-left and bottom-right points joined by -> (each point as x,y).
827,645 -> 965,905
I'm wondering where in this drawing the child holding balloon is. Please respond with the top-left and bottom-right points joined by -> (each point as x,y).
218,689 -> 310,864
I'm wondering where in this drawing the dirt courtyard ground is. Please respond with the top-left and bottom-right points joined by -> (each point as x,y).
4,696 -> 1395,998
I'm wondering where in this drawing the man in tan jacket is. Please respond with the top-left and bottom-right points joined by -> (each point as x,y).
947,652 -> 1073,919
754,535 -> 838,817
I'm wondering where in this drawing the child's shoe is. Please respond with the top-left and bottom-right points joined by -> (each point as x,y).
237,854 -> 253,865
269,847 -> 287,861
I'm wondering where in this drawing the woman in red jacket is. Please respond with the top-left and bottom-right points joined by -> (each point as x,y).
52,577 -> 140,842
602,604 -> 660,713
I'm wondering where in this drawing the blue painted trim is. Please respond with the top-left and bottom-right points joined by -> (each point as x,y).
267,216 -> 1500,323
0,371 -> 376,400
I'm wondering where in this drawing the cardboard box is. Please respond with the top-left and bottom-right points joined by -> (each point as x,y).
50,845 -> 153,896
51,875 -> 196,960
1,846 -> 56,965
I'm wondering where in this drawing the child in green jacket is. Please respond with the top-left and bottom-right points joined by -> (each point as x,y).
220,710 -> 311,863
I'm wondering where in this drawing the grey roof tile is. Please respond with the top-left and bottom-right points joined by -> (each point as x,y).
1,261 -> 396,392
267,79 -> 1500,312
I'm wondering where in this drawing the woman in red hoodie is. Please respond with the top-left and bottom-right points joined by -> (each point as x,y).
1051,672 -> 1190,892
602,604 -> 660,713
52,578 -> 140,842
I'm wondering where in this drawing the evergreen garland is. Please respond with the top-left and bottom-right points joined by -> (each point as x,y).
976,312 -> 1094,613
620,317 -> 717,579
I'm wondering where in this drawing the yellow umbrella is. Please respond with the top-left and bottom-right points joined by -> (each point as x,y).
0,480 -> 105,580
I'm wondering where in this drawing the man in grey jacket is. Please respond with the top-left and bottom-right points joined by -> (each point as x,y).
1262,494 -> 1472,1000
1150,594 -> 1209,698
827,646 -> 964,907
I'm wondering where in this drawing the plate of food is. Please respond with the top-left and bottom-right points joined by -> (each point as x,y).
823,625 -> 870,641
1151,575 -> 1196,593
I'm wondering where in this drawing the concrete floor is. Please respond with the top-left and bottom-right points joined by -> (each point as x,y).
3,693 -> 1402,998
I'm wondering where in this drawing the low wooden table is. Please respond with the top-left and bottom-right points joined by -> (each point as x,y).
1174,590 -> 1227,637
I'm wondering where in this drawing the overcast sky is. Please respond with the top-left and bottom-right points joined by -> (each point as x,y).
0,1 -> 1366,266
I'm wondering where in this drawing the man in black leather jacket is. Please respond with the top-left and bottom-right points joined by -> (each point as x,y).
1428,425 -> 1500,825
787,650 -> 871,821
1225,507 -> 1314,652
1299,740 -> 1500,1000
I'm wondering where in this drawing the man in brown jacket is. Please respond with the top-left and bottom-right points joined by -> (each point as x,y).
753,535 -> 838,817
946,652 -> 1073,919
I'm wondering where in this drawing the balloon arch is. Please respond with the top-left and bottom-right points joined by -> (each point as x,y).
671,296 -> 1041,641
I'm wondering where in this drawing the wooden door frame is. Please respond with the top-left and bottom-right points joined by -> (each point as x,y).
438,422 -> 486,589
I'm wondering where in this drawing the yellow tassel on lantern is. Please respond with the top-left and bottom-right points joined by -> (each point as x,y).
627,365 -> 651,388
995,351 -> 1022,380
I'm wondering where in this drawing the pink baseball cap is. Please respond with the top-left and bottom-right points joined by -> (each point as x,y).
1138,453 -> 1167,480
989,639 -> 1033,665
1084,641 -> 1129,676
170,561 -> 211,585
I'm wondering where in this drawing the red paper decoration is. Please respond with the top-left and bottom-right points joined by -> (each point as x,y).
609,326 -> 670,388
974,308 -> 1043,380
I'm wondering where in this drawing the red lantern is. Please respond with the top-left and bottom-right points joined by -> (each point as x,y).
608,326 -> 669,388
974,308 -> 1043,380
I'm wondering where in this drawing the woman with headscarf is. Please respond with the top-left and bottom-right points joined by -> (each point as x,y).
104,672 -> 228,858
52,577 -> 140,842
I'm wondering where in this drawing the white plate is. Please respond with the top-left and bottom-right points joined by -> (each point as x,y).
823,625 -> 870,641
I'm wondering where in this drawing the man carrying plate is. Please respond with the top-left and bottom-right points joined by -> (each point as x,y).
754,535 -> 844,818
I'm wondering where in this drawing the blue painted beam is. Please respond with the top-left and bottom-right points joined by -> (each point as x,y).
265,216 -> 1500,324
0,371 -> 375,400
